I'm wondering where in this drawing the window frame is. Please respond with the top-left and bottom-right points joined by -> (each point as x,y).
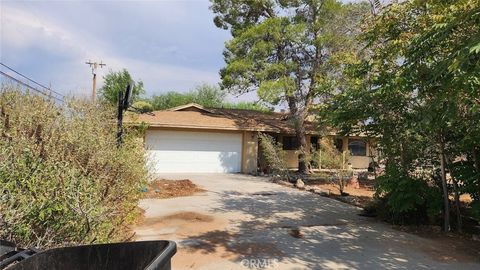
282,136 -> 299,150
348,139 -> 367,156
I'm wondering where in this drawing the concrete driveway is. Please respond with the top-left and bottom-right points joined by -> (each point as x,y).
134,174 -> 480,270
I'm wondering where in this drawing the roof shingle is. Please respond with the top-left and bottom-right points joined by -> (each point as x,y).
126,104 -> 320,134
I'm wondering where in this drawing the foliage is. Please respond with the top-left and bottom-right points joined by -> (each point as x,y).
148,84 -> 224,110
318,137 -> 352,194
374,165 -> 443,225
146,83 -> 269,111
220,101 -> 271,112
192,84 -> 227,107
99,69 -> 145,105
258,133 -> 290,181
450,160 -> 480,219
0,86 -> 147,248
149,91 -> 195,110
318,137 -> 349,170
132,100 -> 154,113
211,0 -> 370,173
327,0 -> 480,230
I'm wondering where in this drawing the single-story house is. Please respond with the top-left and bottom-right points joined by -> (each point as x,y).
127,103 -> 376,174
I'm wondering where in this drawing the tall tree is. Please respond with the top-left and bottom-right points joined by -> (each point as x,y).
211,0 -> 369,173
192,83 -> 227,107
148,84 -> 225,110
327,0 -> 480,231
98,69 -> 144,105
146,83 -> 268,111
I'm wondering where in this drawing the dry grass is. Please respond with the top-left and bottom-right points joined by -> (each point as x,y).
143,179 -> 205,199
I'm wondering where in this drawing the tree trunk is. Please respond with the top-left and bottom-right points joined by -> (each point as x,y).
451,177 -> 462,233
286,96 -> 309,175
439,141 -> 450,232
295,117 -> 308,174
446,157 -> 463,233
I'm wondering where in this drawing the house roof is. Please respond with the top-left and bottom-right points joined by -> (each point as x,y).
126,103 -> 321,135
167,103 -> 215,113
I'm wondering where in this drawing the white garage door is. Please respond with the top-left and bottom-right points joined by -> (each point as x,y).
145,130 -> 242,173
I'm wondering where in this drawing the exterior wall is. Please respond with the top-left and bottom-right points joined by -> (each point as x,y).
315,135 -> 376,170
282,135 -> 312,169
348,156 -> 371,169
143,126 -> 375,173
285,150 -> 298,168
242,131 -> 258,174
338,136 -> 373,169
256,133 -> 376,172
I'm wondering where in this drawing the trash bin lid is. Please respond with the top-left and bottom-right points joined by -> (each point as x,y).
6,240 -> 176,270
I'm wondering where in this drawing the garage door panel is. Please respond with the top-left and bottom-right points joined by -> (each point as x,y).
147,132 -> 240,152
145,130 -> 242,173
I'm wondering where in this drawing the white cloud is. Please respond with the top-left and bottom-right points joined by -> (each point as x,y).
1,6 -> 88,58
1,2 -> 222,97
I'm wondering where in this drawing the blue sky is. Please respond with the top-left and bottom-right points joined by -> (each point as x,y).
0,0 -> 363,101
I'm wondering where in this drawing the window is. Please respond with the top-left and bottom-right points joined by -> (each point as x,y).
334,138 -> 344,152
348,139 -> 367,156
310,136 -> 319,151
282,136 -> 298,150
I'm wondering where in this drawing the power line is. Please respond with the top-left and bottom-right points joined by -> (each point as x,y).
0,70 -> 65,104
0,62 -> 65,99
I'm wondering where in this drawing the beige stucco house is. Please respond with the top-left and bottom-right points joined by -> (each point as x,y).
128,103 -> 375,174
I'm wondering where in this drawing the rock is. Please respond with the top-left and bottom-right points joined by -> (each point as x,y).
305,186 -> 314,192
277,180 -> 294,187
295,179 -> 305,189
313,188 -> 330,196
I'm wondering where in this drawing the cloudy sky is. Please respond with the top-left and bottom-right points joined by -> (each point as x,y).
0,0 -> 363,101
1,0 -> 234,99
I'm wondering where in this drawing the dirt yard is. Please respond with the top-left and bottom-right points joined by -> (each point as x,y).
305,176 -> 472,208
310,182 -> 375,208
143,179 -> 205,199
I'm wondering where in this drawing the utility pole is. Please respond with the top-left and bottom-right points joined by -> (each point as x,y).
85,60 -> 106,102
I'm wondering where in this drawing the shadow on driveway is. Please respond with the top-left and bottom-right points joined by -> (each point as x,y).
180,187 -> 480,269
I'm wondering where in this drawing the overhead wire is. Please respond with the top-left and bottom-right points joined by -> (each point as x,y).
0,62 -> 65,99
0,70 -> 65,104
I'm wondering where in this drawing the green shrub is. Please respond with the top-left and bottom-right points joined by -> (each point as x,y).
318,137 -> 350,170
258,133 -> 290,181
0,86 -> 147,248
317,137 -> 353,194
373,164 -> 442,225
132,100 -> 154,113
450,160 -> 480,220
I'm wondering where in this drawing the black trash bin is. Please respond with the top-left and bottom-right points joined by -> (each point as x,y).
0,240 -> 15,258
5,241 -> 176,270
